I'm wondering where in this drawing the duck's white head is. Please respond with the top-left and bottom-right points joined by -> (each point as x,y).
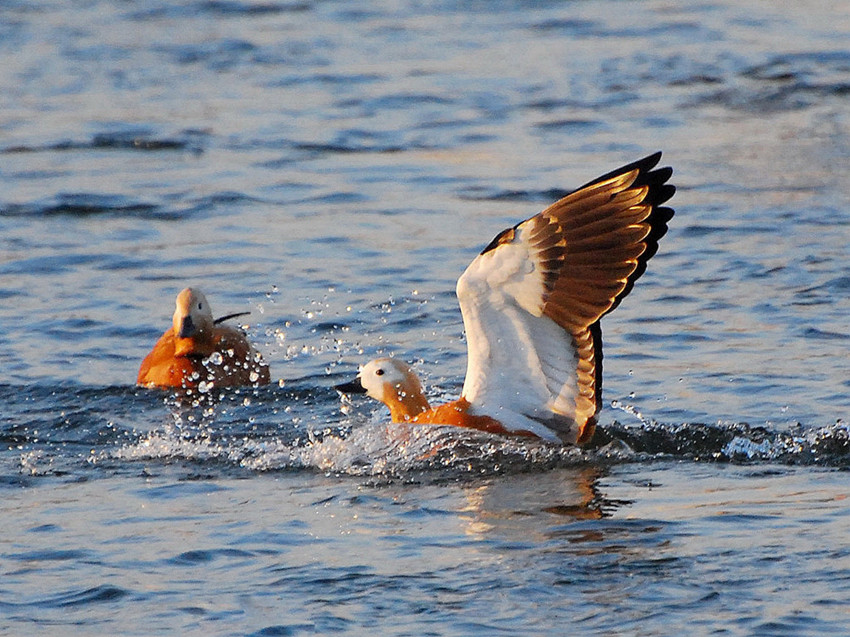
336,357 -> 431,422
172,287 -> 215,355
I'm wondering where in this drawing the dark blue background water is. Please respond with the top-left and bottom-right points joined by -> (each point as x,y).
2,1 -> 850,634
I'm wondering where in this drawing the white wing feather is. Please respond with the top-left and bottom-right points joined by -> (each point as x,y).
450,153 -> 674,444
457,220 -> 580,442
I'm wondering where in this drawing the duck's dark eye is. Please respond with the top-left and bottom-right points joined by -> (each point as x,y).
198,303 -> 203,310
375,368 -> 385,376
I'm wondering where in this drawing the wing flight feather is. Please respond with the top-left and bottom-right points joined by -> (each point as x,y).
457,152 -> 675,443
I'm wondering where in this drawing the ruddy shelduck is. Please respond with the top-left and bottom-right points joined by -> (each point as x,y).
137,287 -> 270,388
337,153 -> 675,444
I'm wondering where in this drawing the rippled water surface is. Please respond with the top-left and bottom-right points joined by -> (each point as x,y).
2,0 -> 850,634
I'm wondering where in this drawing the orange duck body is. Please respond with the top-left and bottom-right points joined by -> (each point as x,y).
137,288 -> 270,389
410,398 -> 549,439
409,398 -> 595,444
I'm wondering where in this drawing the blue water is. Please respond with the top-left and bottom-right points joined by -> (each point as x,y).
2,0 -> 850,634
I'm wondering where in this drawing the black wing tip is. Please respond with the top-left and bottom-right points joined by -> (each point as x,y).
479,151 -> 676,260
653,184 -> 676,207
576,151 -> 666,190
586,152 -> 675,315
589,320 -> 604,415
570,151 -> 677,241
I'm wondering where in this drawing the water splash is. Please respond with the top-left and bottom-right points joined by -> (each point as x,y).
112,420 -> 591,479
108,415 -> 850,481
10,385 -> 850,480
595,419 -> 850,466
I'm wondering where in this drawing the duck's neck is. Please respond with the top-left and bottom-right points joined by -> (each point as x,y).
173,330 -> 215,358
385,386 -> 431,423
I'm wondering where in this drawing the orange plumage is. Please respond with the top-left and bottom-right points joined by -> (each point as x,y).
410,398 -> 542,438
338,359 -> 576,441
137,287 -> 270,389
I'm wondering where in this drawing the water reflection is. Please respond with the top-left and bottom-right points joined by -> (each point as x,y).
457,467 -> 624,540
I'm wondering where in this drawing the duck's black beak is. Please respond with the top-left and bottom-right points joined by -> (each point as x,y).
177,315 -> 195,338
334,376 -> 366,394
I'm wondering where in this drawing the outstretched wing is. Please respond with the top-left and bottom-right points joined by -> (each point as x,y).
457,152 -> 675,443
